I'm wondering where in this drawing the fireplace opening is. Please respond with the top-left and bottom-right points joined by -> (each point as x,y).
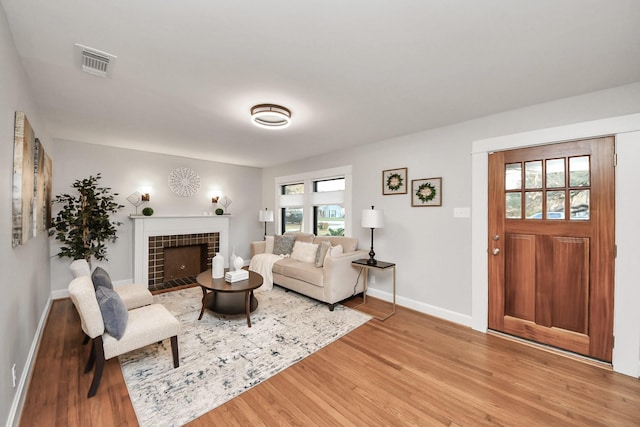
163,244 -> 207,285
148,232 -> 219,291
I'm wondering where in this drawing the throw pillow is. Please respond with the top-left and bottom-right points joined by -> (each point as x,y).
291,241 -> 319,263
91,267 -> 113,290
265,235 -> 274,254
328,244 -> 344,257
315,241 -> 332,268
273,235 -> 296,255
95,286 -> 128,340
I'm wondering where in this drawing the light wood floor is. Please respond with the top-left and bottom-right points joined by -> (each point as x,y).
20,290 -> 640,426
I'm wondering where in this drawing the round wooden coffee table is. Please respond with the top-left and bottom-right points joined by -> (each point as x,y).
195,269 -> 263,327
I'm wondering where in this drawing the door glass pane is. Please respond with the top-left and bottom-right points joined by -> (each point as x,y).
283,207 -> 303,232
525,191 -> 543,219
546,191 -> 565,219
569,156 -> 590,187
570,190 -> 590,220
525,161 -> 542,189
505,163 -> 521,190
546,159 -> 565,188
505,193 -> 521,219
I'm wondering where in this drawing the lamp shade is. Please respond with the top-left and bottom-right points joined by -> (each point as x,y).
361,208 -> 384,229
259,209 -> 274,222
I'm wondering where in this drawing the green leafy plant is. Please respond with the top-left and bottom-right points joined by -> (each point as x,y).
328,228 -> 345,236
49,174 -> 124,262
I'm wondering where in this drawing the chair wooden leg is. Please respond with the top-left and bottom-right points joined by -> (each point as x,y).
170,335 -> 179,368
84,339 -> 96,373
88,336 -> 105,398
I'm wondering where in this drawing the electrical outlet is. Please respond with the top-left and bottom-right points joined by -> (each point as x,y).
11,364 -> 16,388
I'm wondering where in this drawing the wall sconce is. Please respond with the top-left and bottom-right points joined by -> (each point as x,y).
210,190 -> 222,204
139,186 -> 152,202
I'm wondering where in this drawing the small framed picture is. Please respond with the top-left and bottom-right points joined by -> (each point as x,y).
411,177 -> 442,207
382,167 -> 408,195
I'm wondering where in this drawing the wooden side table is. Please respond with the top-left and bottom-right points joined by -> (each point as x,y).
351,259 -> 396,320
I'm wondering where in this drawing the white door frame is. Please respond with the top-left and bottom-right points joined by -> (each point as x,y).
471,113 -> 640,377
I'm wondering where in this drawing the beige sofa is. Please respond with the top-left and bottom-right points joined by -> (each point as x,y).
250,233 -> 367,310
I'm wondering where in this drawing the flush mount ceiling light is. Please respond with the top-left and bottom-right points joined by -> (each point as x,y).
250,104 -> 291,129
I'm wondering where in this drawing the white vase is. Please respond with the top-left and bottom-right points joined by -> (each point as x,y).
212,253 -> 224,279
233,256 -> 243,271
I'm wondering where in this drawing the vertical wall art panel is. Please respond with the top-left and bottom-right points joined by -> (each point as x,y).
34,138 -> 53,233
12,112 -> 36,246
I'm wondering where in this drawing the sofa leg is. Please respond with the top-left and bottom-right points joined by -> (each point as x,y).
328,303 -> 336,311
171,336 -> 179,368
87,336 -> 104,398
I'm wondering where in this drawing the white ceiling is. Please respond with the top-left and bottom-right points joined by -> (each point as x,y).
2,0 -> 640,168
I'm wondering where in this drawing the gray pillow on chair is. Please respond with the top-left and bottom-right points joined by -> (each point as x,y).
91,266 -> 113,290
95,286 -> 128,340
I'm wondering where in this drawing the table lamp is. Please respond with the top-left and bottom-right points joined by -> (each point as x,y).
361,205 -> 384,265
259,208 -> 274,239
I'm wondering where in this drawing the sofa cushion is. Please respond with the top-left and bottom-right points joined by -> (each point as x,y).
285,232 -> 315,244
276,260 -> 324,287
265,235 -> 274,253
313,236 -> 358,253
273,235 -> 296,255
95,286 -> 128,340
291,241 -> 319,263
315,241 -> 332,267
91,267 -> 114,290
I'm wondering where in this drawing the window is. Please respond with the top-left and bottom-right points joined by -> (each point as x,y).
275,166 -> 352,236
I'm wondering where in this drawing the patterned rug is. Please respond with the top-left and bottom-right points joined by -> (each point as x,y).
119,286 -> 371,427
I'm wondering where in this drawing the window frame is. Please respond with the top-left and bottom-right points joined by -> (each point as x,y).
274,166 -> 352,236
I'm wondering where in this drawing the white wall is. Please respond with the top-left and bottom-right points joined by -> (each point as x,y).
262,82 -> 640,332
49,141 -> 263,294
1,6 -> 53,424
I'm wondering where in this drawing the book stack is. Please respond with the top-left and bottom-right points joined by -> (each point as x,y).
225,269 -> 249,283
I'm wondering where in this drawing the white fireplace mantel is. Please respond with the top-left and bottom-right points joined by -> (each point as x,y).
131,215 -> 230,285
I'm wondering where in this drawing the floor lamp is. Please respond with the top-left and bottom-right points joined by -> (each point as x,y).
259,208 -> 274,240
361,206 -> 384,265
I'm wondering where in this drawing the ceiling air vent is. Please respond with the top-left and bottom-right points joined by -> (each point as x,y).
74,43 -> 117,77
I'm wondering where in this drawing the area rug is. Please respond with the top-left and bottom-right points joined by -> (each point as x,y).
119,286 -> 371,427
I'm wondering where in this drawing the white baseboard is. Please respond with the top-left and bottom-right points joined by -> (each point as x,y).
6,296 -> 52,427
365,288 -> 472,327
51,277 -> 135,300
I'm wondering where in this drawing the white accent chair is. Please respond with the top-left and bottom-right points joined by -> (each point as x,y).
68,276 -> 180,397
69,259 -> 153,309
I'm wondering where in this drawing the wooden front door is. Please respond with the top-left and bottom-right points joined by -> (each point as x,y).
488,137 -> 615,362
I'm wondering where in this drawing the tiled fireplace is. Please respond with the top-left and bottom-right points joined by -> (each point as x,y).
131,215 -> 230,288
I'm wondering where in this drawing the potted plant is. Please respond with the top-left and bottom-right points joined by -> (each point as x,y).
49,173 -> 124,263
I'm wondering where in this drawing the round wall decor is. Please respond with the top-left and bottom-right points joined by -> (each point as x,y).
168,167 -> 200,197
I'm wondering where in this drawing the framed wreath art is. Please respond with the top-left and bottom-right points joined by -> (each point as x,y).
412,177 -> 442,207
382,167 -> 408,195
